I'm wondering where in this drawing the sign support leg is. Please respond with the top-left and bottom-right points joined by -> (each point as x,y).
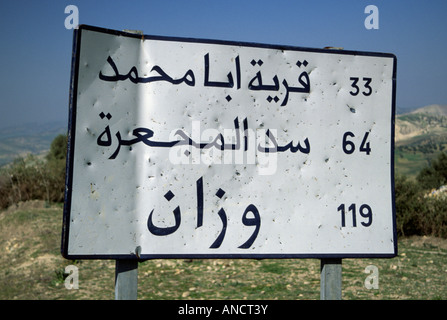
320,258 -> 342,300
115,260 -> 138,300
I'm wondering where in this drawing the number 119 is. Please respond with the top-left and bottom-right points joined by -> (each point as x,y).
337,203 -> 373,227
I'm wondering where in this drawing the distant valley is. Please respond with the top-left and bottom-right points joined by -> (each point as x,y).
0,121 -> 67,167
395,104 -> 447,177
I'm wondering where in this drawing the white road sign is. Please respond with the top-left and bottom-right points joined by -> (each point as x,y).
62,25 -> 397,259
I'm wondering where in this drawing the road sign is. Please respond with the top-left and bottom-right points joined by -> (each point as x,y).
62,25 -> 397,259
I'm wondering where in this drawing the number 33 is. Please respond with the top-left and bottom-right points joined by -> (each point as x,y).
350,77 -> 372,96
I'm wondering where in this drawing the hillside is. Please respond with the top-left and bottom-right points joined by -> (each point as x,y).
395,104 -> 447,142
410,104 -> 447,116
0,121 -> 66,167
395,104 -> 447,177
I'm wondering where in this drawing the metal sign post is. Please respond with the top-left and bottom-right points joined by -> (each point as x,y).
320,258 -> 342,300
115,260 -> 138,300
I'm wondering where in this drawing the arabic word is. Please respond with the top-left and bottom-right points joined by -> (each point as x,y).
96,112 -> 310,158
147,176 -> 261,249
98,54 -> 310,106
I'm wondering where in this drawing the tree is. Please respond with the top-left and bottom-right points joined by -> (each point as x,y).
47,134 -> 67,162
395,175 -> 424,236
45,134 -> 67,203
417,152 -> 447,190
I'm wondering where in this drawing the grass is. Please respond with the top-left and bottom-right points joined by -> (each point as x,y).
1,201 -> 447,300
395,150 -> 429,177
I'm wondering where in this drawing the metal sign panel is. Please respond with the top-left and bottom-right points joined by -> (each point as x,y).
62,25 -> 397,259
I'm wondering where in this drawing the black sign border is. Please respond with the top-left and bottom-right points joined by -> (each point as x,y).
62,24 -> 397,260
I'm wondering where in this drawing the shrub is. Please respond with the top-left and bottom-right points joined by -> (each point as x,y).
422,197 -> 447,238
417,152 -> 447,189
395,174 -> 424,237
0,134 -> 67,209
395,174 -> 447,238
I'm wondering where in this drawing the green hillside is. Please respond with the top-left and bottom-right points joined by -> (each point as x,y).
395,105 -> 447,177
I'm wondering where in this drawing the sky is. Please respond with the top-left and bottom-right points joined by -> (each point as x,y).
0,0 -> 446,129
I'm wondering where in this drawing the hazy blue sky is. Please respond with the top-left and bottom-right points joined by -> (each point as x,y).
0,0 -> 446,129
